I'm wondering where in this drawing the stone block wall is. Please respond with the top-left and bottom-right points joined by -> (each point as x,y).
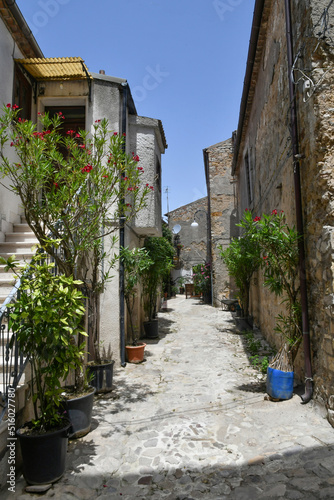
204,139 -> 236,307
167,198 -> 209,283
233,0 -> 334,419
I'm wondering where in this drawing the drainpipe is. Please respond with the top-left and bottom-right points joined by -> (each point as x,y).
284,0 -> 313,403
119,82 -> 128,367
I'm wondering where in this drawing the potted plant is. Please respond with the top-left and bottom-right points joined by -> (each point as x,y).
192,263 -> 212,304
240,209 -> 302,399
178,276 -> 186,294
87,343 -> 114,393
141,235 -> 174,339
0,105 -> 152,392
120,246 -> 152,363
220,228 -> 261,328
5,255 -> 86,485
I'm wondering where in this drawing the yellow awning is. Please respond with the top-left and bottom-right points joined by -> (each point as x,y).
14,57 -> 92,81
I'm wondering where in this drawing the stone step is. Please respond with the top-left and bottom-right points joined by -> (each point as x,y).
12,223 -> 31,233
5,232 -> 38,243
0,276 -> 16,287
0,251 -> 35,262
0,242 -> 38,254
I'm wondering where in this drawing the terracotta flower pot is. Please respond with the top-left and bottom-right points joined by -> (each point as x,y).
125,343 -> 146,363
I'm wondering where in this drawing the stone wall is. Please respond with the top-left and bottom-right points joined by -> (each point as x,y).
167,198 -> 208,283
233,0 -> 334,421
204,139 -> 236,307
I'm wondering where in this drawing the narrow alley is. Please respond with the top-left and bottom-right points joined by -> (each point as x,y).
10,296 -> 334,499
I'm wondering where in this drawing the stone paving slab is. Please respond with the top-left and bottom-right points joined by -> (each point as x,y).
3,296 -> 334,498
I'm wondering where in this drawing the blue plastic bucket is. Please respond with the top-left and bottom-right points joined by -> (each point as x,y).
266,367 -> 294,400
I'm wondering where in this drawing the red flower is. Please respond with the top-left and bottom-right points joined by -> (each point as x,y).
10,142 -> 14,147
127,187 -> 134,191
102,175 -> 108,178
12,104 -> 19,110
149,186 -> 154,191
66,130 -> 75,135
81,164 -> 93,173
53,182 -> 59,189
253,216 -> 261,222
6,103 -> 11,108
137,166 -> 144,171
95,119 -> 101,123
132,155 -> 140,162
271,209 -> 278,215
122,132 -> 126,137
113,132 -> 118,136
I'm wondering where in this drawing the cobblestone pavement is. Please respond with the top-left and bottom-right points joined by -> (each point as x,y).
6,296 -> 334,499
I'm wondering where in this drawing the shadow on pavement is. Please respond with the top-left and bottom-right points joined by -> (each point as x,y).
14,442 -> 334,499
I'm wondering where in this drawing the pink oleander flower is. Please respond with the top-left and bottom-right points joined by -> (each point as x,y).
81,164 -> 93,173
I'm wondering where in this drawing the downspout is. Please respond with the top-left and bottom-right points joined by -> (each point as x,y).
284,0 -> 313,403
203,148 -> 213,306
119,81 -> 128,367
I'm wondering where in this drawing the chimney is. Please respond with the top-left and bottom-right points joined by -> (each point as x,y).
99,70 -> 105,75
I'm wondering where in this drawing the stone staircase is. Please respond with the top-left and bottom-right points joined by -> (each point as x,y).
0,218 -> 38,419
0,219 -> 39,307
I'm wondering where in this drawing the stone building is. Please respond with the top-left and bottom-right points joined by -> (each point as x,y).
204,139 -> 236,307
167,197 -> 209,286
232,0 -> 334,424
0,1 -> 166,477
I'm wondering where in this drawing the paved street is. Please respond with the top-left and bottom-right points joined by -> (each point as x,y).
8,296 -> 334,499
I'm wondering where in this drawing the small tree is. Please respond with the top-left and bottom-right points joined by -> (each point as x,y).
192,262 -> 211,301
141,235 -> 174,321
239,209 -> 302,370
0,104 -> 153,388
6,255 -> 86,431
120,246 -> 153,343
220,231 -> 261,317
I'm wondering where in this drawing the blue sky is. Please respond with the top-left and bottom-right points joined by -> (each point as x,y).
16,0 -> 255,213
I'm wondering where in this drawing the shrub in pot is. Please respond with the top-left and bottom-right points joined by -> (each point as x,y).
141,235 -> 174,338
87,343 -> 114,393
0,105 -> 152,394
120,246 -> 153,362
220,231 -> 261,321
192,263 -> 212,304
5,256 -> 86,485
239,209 -> 302,399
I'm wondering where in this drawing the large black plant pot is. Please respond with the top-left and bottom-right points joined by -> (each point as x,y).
144,319 -> 159,339
63,386 -> 96,439
17,420 -> 71,485
87,360 -> 114,393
